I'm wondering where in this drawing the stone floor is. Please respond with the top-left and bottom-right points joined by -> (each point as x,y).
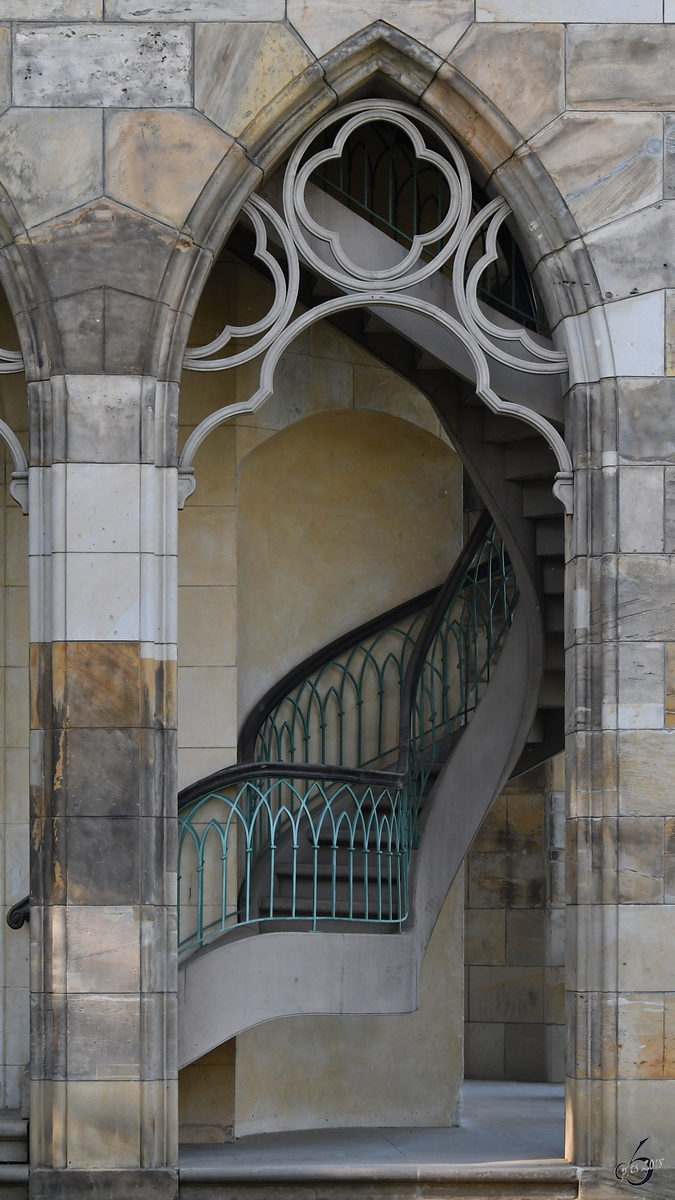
179,1081 -> 575,1187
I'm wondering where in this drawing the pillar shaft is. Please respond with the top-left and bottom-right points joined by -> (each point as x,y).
567,379 -> 675,1184
28,374 -> 179,1198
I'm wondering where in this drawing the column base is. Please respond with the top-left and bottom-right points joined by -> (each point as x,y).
579,1167 -> 675,1198
29,1168 -> 178,1199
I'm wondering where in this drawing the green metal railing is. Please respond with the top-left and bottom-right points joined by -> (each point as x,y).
406,521 -> 518,822
254,608 -> 428,772
178,516 -> 518,954
313,119 -> 549,334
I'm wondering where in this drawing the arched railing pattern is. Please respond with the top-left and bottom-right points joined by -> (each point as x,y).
177,512 -> 518,955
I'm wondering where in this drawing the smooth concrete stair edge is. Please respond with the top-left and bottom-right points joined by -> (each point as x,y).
0,1114 -> 27,1166
179,1167 -> 579,1199
0,1164 -> 27,1200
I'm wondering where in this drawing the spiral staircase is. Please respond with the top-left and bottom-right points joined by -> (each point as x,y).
177,119 -> 568,1071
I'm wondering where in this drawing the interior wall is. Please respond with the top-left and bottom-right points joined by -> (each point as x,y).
464,755 -> 565,1083
0,292 -> 29,1115
237,407 -> 463,719
234,875 -> 464,1136
177,252 -> 466,1137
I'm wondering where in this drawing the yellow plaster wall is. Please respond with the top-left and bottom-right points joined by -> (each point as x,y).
178,254 -> 465,1138
234,875 -> 465,1135
237,407 -> 463,720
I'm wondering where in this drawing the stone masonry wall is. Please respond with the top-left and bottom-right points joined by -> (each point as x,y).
464,756 -> 565,1083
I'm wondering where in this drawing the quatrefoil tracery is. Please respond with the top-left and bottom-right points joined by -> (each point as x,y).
181,99 -> 573,513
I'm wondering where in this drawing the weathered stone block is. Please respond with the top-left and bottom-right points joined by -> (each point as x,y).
505,910 -> 546,966
464,1021 -> 505,1079
618,730 -> 675,816
586,205 -> 675,304
62,642 -> 141,729
449,23 -> 564,141
66,995 -> 140,1080
478,0 -> 660,17
65,376 -> 142,464
0,109 -> 102,231
606,292 -> 665,380
503,1022 -> 546,1081
618,816 -> 665,904
67,816 -> 141,904
469,964 -> 544,1023
464,909 -> 505,965
14,24 -> 191,109
618,379 -> 675,463
568,24 -> 675,110
1,0 -> 99,12
64,1079 -> 141,1167
66,551 -> 140,641
530,112 -> 662,233
195,23 -> 313,139
618,994 -> 665,1078
619,466 -> 664,554
106,110 -> 231,230
618,906 -> 675,991
111,0 -> 281,15
617,557 -> 675,642
288,0 -> 471,59
66,906 -> 139,994
64,728 -> 141,817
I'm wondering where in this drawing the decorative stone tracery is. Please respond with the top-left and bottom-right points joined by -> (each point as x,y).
179,99 -> 573,515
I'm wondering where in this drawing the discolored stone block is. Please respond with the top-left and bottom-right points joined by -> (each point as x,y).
14,24 -> 191,109
530,112 -> 662,233
585,204 -> 675,303
288,0 -> 471,60
62,642 -> 141,730
66,906 -> 139,995
464,1021 -> 504,1079
106,110 -> 232,230
449,23 -> 564,141
567,24 -> 675,110
618,379 -> 675,463
31,203 -> 178,304
66,816 -> 140,904
469,965 -> 544,1023
195,23 -> 314,140
618,466 -> 664,554
64,727 -> 141,818
0,108 -> 102,230
505,910 -> 546,966
617,558 -> 675,643
464,909 -> 505,965
618,816 -> 665,904
504,1023 -> 546,1082
64,376 -> 142,464
66,994 -> 141,1080
618,994 -> 665,1079
53,290 -> 105,374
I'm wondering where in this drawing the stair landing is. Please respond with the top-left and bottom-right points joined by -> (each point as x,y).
179,1081 -> 578,1197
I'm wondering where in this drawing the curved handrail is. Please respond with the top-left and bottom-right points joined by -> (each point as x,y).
237,584 -> 440,764
396,508 -> 492,774
177,512 -> 518,953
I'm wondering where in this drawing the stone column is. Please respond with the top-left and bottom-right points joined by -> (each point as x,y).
28,373 -> 178,1198
567,376 -> 675,1192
